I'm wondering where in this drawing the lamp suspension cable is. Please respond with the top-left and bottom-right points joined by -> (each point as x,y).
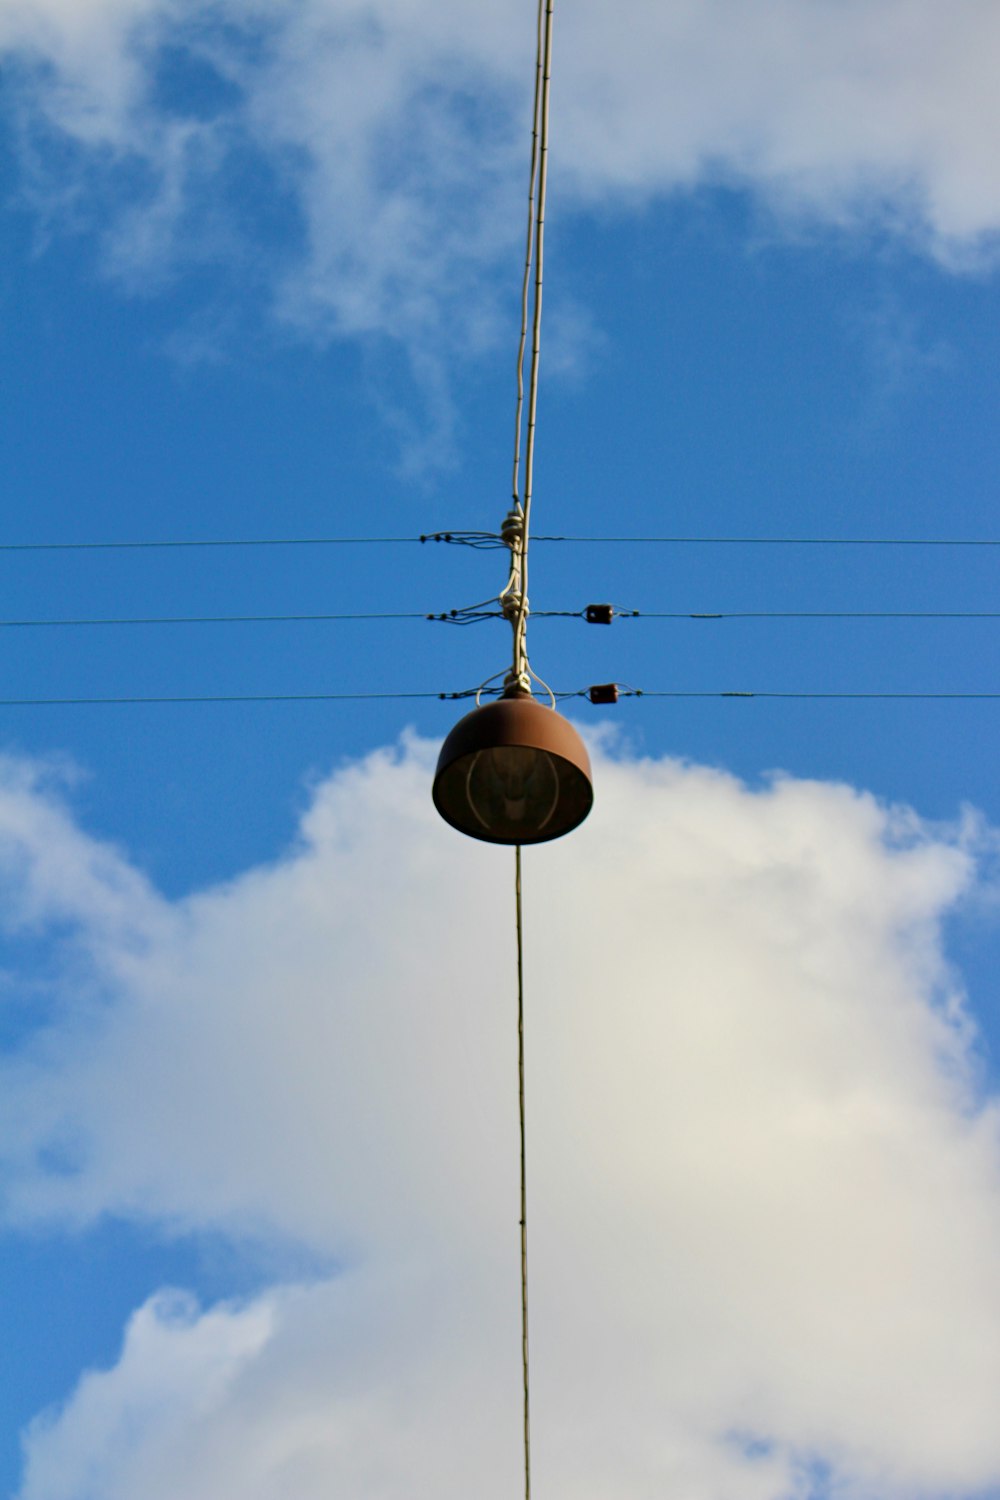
515,842 -> 531,1500
503,0 -> 555,702
509,6 -> 554,1499
511,0 -> 543,518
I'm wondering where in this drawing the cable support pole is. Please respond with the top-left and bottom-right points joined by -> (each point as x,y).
515,844 -> 532,1500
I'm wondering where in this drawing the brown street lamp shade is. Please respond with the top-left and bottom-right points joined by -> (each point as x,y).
433,693 -> 593,845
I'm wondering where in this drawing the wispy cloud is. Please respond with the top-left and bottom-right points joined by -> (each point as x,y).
5,0 -> 1000,471
5,0 -> 1000,343
1,740 -> 999,1498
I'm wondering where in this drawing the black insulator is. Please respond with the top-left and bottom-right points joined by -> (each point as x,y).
588,683 -> 619,705
585,604 -> 615,625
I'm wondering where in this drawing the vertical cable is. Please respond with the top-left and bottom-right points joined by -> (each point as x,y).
520,0 -> 555,558
515,843 -> 532,1500
509,0 -> 555,691
511,0 -> 545,512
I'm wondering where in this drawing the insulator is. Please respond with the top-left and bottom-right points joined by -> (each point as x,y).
500,509 -> 525,549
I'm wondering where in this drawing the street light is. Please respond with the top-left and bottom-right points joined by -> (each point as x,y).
433,688 -> 593,845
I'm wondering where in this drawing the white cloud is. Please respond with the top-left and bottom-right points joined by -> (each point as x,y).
2,738 -> 1000,1498
3,0 -> 1000,356
18,1291 -> 275,1500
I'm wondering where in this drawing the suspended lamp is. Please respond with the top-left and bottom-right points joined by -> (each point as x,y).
431,0 -> 590,849
433,688 -> 592,845
432,488 -> 594,845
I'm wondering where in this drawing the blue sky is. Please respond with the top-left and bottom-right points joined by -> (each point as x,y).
2,3 -> 1000,1497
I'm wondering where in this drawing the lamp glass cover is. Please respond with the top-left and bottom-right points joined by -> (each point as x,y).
465,745 -> 560,840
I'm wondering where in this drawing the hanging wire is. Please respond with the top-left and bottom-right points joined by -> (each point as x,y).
498,0 -> 556,699
515,844 -> 531,1500
513,0 -> 555,698
511,0 -> 545,513
502,9 -> 556,1497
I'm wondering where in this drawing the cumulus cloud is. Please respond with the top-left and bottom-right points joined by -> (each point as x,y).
1,738 -> 1000,1499
3,0 -> 1000,358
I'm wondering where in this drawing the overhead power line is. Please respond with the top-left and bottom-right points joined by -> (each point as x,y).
533,534 -> 1000,547
0,537 -> 418,553
438,607 -> 1000,624
606,690 -> 1000,701
5,606 -> 1000,630
0,691 -> 445,705
430,531 -> 1000,548
6,608 -> 1000,630
0,612 -> 427,628
2,688 -> 1000,707
635,610 -> 1000,621
6,532 -> 1000,554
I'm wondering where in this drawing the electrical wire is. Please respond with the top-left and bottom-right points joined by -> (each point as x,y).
506,0 -> 555,704
520,0 -> 554,544
420,530 -> 1000,548
3,608 -> 1000,629
2,687 -> 1000,707
515,845 -> 531,1500
0,691 -> 446,705
511,1 -> 544,511
0,537 -> 419,552
0,612 -> 428,628
6,532 -> 1000,553
586,690 -> 1000,701
531,534 -> 1000,547
508,12 -> 552,1482
623,611 -> 1000,621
